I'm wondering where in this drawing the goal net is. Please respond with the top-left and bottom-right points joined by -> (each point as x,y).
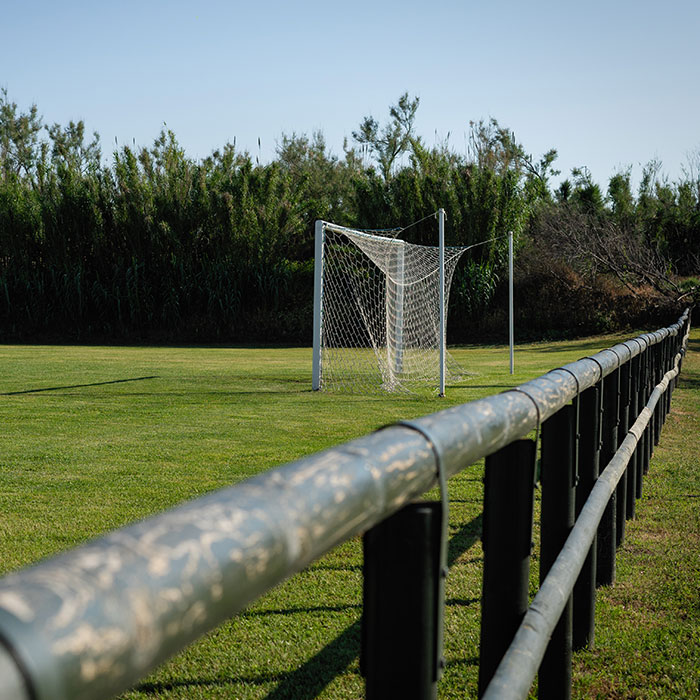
313,220 -> 468,393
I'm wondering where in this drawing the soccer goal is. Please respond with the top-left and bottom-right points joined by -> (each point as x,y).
312,211 -> 469,394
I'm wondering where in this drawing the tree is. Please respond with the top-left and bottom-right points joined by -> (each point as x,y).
351,92 -> 420,181
607,169 -> 635,227
569,166 -> 604,214
531,201 -> 686,303
555,179 -> 572,203
467,117 -> 559,196
46,120 -> 101,175
0,88 -> 43,182
276,130 -> 361,258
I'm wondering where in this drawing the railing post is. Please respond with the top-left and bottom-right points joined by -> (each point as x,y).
669,331 -> 679,400
539,405 -> 575,700
362,502 -> 444,700
661,336 -> 667,418
616,357 -> 631,546
664,333 -> 673,418
597,367 -> 618,587
626,352 -> 640,520
478,440 -> 536,696
645,341 -> 654,474
573,384 -> 600,651
646,341 -> 655,469
653,340 -> 662,446
636,344 -> 647,497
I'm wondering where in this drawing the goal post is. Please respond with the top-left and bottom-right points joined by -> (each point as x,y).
312,215 -> 467,394
312,219 -> 324,391
438,208 -> 446,397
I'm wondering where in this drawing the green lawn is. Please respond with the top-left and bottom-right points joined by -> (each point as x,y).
0,329 -> 697,698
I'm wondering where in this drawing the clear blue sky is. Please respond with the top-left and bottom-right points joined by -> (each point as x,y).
2,0 -> 699,190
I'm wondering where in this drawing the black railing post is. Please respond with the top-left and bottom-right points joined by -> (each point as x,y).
478,440 -> 536,697
653,340 -> 662,446
665,333 -> 673,417
644,345 -> 656,474
616,357 -> 631,546
659,336 -> 668,426
362,502 -> 444,700
644,343 -> 653,475
670,330 -> 679,398
539,405 -> 575,700
597,367 -> 618,587
573,384 -> 600,651
659,334 -> 671,412
636,344 -> 647,499
626,352 -> 640,520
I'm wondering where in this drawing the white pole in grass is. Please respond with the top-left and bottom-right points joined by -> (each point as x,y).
439,208 -> 446,397
509,230 -> 514,375
312,220 -> 324,390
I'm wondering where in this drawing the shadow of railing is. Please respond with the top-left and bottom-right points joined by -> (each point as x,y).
2,376 -> 158,395
448,513 -> 483,567
263,620 -> 362,700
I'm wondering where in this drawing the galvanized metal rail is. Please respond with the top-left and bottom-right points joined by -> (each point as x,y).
481,324 -> 690,700
0,310 -> 690,700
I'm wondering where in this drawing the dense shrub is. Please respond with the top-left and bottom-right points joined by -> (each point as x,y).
0,90 -> 697,343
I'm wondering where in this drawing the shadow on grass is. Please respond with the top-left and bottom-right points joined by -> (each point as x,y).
2,376 -> 158,395
450,383 -> 519,391
448,513 -> 483,567
243,604 -> 361,618
678,374 -> 700,391
445,656 -> 480,668
133,622 -> 363,699
307,563 -> 363,573
447,597 -> 479,607
137,674 -> 276,693
263,620 -> 362,700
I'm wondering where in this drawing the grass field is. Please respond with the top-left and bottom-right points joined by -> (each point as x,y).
0,329 -> 698,699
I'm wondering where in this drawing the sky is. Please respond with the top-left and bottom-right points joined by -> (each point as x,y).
2,0 -> 699,191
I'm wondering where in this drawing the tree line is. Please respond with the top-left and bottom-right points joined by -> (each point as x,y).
1,89 -> 697,343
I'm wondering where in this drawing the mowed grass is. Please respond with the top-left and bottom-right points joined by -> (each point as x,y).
0,329 -> 697,698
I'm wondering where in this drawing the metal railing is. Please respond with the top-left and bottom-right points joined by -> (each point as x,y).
0,310 -> 690,700
480,310 -> 691,699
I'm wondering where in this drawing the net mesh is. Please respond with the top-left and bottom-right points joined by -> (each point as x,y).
319,223 -> 468,393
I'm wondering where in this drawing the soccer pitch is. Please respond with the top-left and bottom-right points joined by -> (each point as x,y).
1,333 -> 697,698
0,341 -> 534,574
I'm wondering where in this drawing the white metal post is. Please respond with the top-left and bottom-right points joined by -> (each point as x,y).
439,209 -> 446,396
509,230 -> 514,375
312,220 -> 325,390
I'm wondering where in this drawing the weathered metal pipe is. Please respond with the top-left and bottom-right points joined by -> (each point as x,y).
481,338 -> 689,700
0,426 -> 434,700
0,646 -> 30,700
0,312 -> 689,700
